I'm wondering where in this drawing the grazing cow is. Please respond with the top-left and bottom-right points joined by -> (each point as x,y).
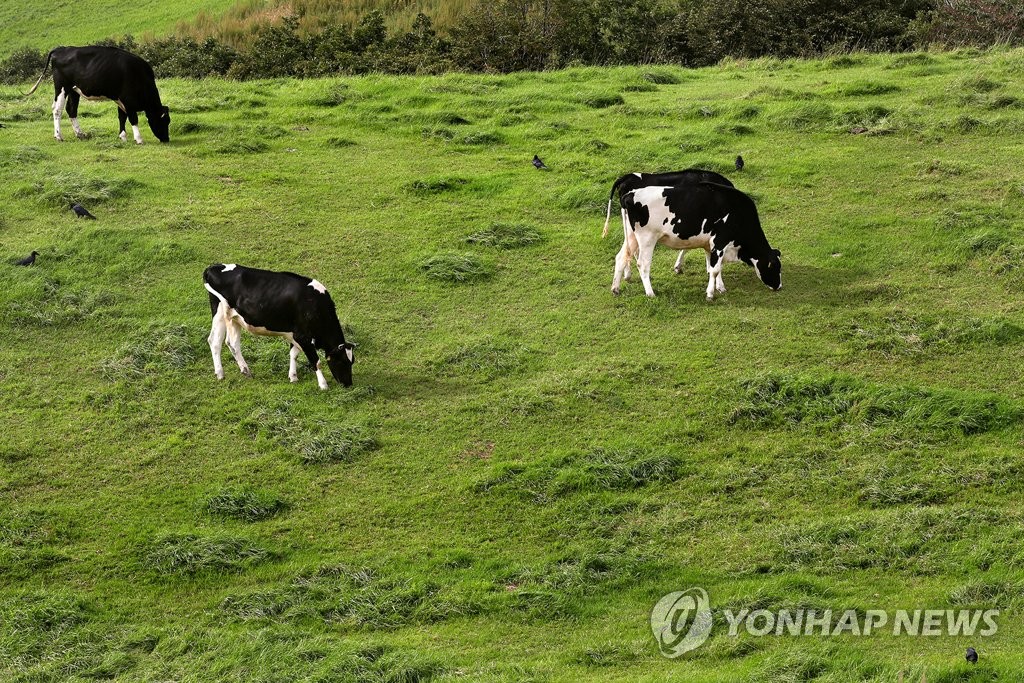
613,182 -> 782,300
203,264 -> 355,389
603,169 -> 735,276
26,46 -> 170,144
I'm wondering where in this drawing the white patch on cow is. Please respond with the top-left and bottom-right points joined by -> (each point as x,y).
71,118 -> 82,137
222,263 -> 237,272
720,241 -> 740,263
632,172 -> 642,178
345,347 -> 354,363
309,279 -> 327,294
315,361 -> 329,390
722,213 -> 730,223
131,124 -> 143,145
750,258 -> 761,281
119,130 -> 127,141
52,88 -> 67,141
674,250 -> 686,274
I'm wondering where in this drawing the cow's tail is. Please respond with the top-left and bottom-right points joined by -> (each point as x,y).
602,174 -> 628,238
24,50 -> 54,97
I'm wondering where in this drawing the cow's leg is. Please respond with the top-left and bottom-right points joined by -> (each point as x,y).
706,250 -> 724,300
225,320 -> 251,376
207,306 -> 227,380
288,343 -> 301,383
65,90 -> 83,139
296,337 -> 328,390
52,86 -> 67,141
621,209 -> 633,281
127,110 -> 143,145
636,233 -> 659,298
118,109 -> 128,142
612,223 -> 638,295
715,271 -> 727,294
674,250 -> 686,274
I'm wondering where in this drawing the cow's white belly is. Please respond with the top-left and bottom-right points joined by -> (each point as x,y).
658,232 -> 712,250
226,307 -> 294,342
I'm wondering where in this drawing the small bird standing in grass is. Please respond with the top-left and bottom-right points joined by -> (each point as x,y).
70,202 -> 97,219
966,647 -> 978,664
14,251 -> 38,266
532,155 -> 549,170
735,155 -> 745,171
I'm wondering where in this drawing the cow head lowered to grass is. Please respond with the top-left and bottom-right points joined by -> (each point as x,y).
26,46 -> 170,144
203,264 -> 355,389
613,182 -> 782,300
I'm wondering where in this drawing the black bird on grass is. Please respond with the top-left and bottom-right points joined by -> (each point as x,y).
70,202 -> 97,219
966,647 -> 978,664
14,251 -> 38,266
532,155 -> 549,170
735,155 -> 745,171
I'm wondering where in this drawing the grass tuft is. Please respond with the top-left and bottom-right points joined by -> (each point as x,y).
14,172 -> 141,207
206,489 -> 287,522
464,222 -> 543,249
143,533 -> 273,576
419,252 -> 493,283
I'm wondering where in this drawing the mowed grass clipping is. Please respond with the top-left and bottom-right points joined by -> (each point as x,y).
4,48 -> 1024,682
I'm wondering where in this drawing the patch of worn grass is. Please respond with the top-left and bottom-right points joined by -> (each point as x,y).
242,402 -> 377,465
432,338 -> 533,380
221,564 -> 476,629
476,446 -> 683,502
13,171 -> 141,207
731,373 -> 1019,437
100,324 -> 197,379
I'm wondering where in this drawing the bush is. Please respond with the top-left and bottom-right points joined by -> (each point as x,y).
0,47 -> 46,85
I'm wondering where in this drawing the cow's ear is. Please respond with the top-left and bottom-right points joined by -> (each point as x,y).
342,343 -> 355,363
162,106 -> 169,117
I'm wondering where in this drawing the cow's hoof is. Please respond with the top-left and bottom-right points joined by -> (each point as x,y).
289,376 -> 299,383
54,136 -> 63,142
706,295 -> 715,302
674,267 -> 682,275
215,373 -> 224,381
716,286 -> 727,294
611,287 -> 620,296
118,133 -> 127,142
135,140 -> 143,145
646,293 -> 656,298
240,367 -> 252,377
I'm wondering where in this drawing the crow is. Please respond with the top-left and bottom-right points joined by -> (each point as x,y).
966,647 -> 978,664
735,155 -> 745,171
14,251 -> 38,266
70,202 -> 97,219
532,155 -> 549,170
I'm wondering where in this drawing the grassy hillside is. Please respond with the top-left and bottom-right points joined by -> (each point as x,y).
0,0 -> 471,54
2,48 -> 1024,681
0,0 -> 238,53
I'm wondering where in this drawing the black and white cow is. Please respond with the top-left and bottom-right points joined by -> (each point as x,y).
613,182 -> 782,300
26,46 -> 170,144
603,169 -> 734,275
203,264 -> 355,389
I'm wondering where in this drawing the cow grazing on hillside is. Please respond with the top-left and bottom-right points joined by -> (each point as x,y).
26,46 -> 170,144
203,264 -> 355,389
603,169 -> 735,277
613,182 -> 781,300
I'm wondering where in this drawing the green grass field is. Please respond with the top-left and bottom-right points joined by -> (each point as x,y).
2,48 -> 1024,681
0,0 -> 239,52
